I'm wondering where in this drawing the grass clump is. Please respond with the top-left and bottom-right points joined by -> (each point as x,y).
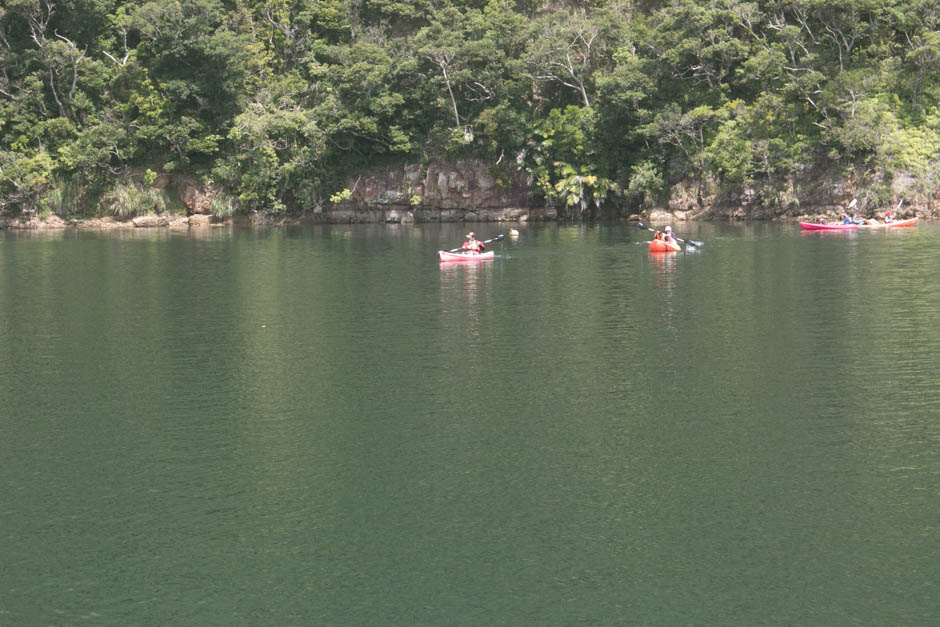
39,181 -> 81,217
102,182 -> 169,218
210,192 -> 238,219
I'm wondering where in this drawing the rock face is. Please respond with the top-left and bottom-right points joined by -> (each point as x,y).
333,159 -> 538,222
176,179 -> 216,215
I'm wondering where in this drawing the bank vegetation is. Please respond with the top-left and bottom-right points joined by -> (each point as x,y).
1,0 -> 938,221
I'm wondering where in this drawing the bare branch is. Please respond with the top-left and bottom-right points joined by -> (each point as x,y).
49,68 -> 67,118
102,50 -> 131,66
26,0 -> 55,49
55,31 -> 87,103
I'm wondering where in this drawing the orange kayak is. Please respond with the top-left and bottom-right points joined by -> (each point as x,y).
857,217 -> 918,228
649,239 -> 681,253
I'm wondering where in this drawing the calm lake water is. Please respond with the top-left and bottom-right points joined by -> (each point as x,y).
1,221 -> 937,624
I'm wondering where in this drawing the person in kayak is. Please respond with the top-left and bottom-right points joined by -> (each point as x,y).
663,226 -> 676,243
462,232 -> 485,254
843,213 -> 862,224
884,210 -> 894,223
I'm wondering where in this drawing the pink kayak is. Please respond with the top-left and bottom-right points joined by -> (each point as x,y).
438,250 -> 495,262
800,221 -> 857,230
649,239 -> 682,253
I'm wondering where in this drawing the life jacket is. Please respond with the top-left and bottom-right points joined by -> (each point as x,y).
464,239 -> 483,252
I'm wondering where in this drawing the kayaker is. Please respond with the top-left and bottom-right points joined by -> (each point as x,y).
462,232 -> 485,254
663,226 -> 676,243
884,210 -> 894,223
818,217 -> 827,224
653,230 -> 663,240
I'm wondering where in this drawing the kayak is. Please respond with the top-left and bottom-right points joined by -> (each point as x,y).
857,217 -> 918,228
438,250 -> 495,262
649,239 -> 682,253
801,217 -> 918,230
800,222 -> 857,230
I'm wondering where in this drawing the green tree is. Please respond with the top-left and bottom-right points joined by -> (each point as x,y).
214,73 -> 325,212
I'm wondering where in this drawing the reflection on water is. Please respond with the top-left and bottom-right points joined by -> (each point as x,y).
648,249 -> 681,331
1,222 -> 937,625
800,229 -> 859,239
438,259 -> 493,340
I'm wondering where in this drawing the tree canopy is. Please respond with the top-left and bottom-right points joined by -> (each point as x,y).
2,0 -> 938,217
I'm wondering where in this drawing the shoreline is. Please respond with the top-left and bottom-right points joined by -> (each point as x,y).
1,205 -> 933,231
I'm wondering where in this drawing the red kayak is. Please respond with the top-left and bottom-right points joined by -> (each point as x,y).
438,250 -> 495,262
649,239 -> 682,253
800,221 -> 857,230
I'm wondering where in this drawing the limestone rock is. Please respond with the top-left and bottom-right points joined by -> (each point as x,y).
132,215 -> 169,227
177,180 -> 216,215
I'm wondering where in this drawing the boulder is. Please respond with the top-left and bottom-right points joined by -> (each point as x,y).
132,215 -> 169,227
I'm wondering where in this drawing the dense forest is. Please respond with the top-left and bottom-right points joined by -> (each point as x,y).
1,0 -> 938,219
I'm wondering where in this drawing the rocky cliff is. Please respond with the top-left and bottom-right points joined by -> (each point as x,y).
3,159 -> 937,230
305,159 -> 550,224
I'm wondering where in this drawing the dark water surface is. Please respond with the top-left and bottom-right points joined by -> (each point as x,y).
1,222 -> 937,624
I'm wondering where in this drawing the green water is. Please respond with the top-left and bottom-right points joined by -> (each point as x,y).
1,223 -> 937,624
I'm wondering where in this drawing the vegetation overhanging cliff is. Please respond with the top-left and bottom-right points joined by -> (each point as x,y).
1,1 -> 938,224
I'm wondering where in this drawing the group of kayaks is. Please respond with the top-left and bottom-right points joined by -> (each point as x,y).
438,215 -> 920,262
799,217 -> 918,230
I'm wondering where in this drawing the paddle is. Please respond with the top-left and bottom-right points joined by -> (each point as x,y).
448,233 -> 505,253
636,223 -> 703,247
840,198 -> 859,223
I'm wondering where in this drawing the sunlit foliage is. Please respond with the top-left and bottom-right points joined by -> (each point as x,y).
1,0 -> 937,216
